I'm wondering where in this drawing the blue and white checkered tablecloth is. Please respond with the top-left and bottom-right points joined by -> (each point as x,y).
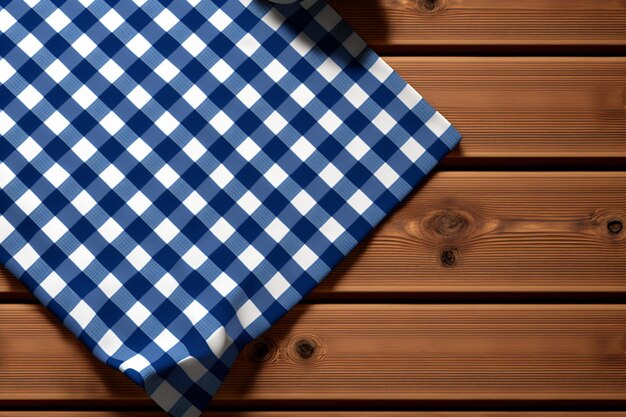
0,0 -> 461,415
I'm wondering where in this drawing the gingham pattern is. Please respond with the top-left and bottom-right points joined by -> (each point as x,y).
0,0 -> 461,415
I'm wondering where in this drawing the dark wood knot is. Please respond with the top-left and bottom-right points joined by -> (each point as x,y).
440,248 -> 458,267
251,341 -> 269,359
295,338 -> 316,359
417,0 -> 445,13
608,220 -> 623,234
422,0 -> 438,10
248,338 -> 276,363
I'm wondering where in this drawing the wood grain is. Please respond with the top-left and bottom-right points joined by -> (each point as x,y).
329,0 -> 626,53
1,304 -> 626,405
321,171 -> 626,297
2,172 -> 625,300
388,58 -> 626,161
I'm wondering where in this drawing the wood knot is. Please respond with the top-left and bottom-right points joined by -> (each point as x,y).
422,0 -> 437,10
435,213 -> 468,237
608,220 -> 623,234
286,334 -> 324,363
417,0 -> 446,13
588,210 -> 626,243
421,209 -> 472,241
295,338 -> 316,359
247,338 -> 276,363
440,248 -> 458,267
252,341 -> 270,359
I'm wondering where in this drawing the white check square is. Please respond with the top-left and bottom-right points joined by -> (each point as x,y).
265,217 -> 289,242
72,190 -> 97,215
155,329 -> 179,351
16,190 -> 41,215
98,218 -> 124,243
127,301 -> 151,326
42,217 -> 69,243
44,163 -> 70,188
211,272 -> 237,297
128,85 -> 151,108
237,33 -> 261,57
45,111 -> 70,135
182,33 -> 206,57
100,112 -> 124,135
40,272 -> 66,298
100,8 -> 124,32
183,300 -> 208,325
182,246 -> 207,269
183,191 -> 207,215
209,59 -> 233,83
210,218 -> 235,243
46,59 -> 70,83
18,33 -> 43,57
99,330 -> 123,355
236,300 -> 261,328
72,85 -> 98,109
72,34 -> 97,57
100,59 -> 124,83
183,85 -> 207,109
69,244 -> 95,271
239,245 -> 263,271
69,300 -> 96,329
265,272 -> 289,299
13,243 -> 38,270
17,85 -> 43,109
154,218 -> 179,244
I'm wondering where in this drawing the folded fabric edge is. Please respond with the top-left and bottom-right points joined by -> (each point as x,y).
144,335 -> 241,417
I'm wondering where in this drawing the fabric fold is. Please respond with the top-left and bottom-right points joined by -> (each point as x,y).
0,0 -> 461,415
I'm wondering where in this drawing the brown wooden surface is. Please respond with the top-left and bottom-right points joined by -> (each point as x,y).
2,1 -> 625,416
329,0 -> 626,53
2,304 -> 626,405
390,58 -> 626,161
3,172 -> 626,299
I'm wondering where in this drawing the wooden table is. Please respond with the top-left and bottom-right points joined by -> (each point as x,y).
1,0 -> 626,415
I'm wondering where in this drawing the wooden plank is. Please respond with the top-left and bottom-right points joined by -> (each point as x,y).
1,304 -> 626,405
2,172 -> 625,300
328,0 -> 626,53
321,171 -> 626,297
389,58 -> 626,161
